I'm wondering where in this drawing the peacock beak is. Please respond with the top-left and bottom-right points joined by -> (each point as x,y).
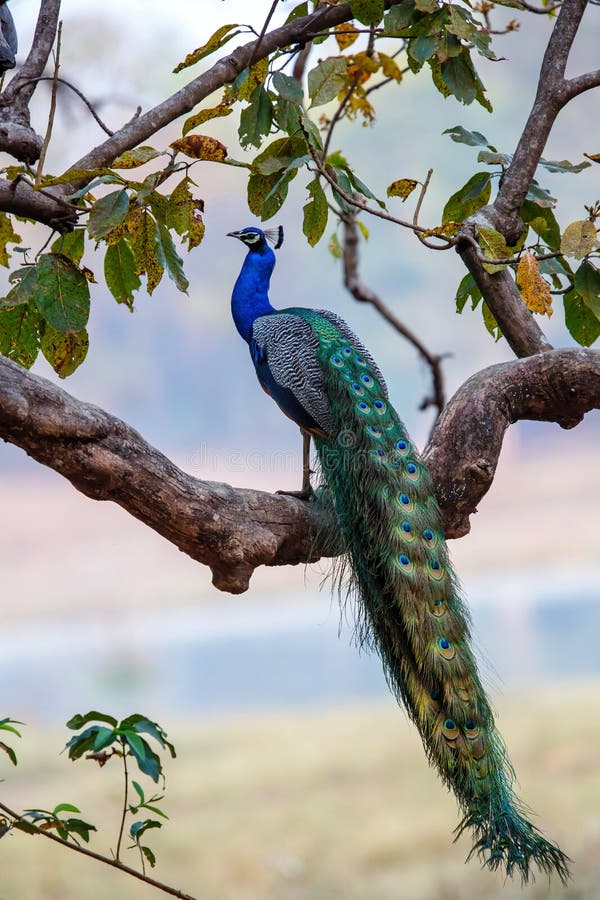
226,230 -> 244,241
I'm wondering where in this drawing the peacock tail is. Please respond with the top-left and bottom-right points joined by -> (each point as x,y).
308,311 -> 569,882
227,225 -> 570,883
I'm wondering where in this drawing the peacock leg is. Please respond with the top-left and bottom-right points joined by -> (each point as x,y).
276,430 -> 313,500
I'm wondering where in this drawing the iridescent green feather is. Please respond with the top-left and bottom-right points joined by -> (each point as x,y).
303,312 -> 570,883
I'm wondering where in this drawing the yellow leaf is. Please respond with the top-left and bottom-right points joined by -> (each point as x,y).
237,58 -> 269,102
584,152 -> 600,164
560,219 -> 597,259
387,178 -> 417,201
516,251 -> 553,317
334,23 -> 359,50
170,135 -> 227,162
182,99 -> 233,137
378,52 -> 402,82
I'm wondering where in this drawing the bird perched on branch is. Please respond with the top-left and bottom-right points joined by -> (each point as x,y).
227,224 -> 569,882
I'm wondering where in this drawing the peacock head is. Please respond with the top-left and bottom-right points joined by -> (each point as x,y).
227,225 -> 284,252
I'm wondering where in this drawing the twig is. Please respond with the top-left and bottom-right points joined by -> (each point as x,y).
115,738 -> 128,861
248,0 -> 280,70
0,801 -> 196,900
35,20 -> 62,189
15,76 -> 114,136
342,215 -> 446,419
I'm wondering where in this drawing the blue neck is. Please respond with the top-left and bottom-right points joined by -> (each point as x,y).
231,243 -> 276,343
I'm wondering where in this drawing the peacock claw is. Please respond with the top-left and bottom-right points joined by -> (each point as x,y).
276,485 -> 314,501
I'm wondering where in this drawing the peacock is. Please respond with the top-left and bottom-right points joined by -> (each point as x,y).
227,224 -> 570,882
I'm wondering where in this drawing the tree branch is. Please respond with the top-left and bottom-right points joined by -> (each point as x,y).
1,350 -> 597,588
424,347 -> 600,536
493,0 -> 588,239
341,215 -> 446,417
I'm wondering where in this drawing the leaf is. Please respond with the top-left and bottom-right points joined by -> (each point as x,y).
383,3 -> 414,35
308,57 -> 348,107
516,252 -> 553,317
303,178 -> 328,247
584,151 -> 600,164
41,324 -> 89,377
0,266 -> 41,310
132,780 -> 145,804
0,741 -> 17,765
477,149 -> 512,167
253,134 -> 308,175
165,178 -> 205,249
173,24 -> 241,73
351,0 -> 385,25
334,23 -> 359,50
538,157 -> 590,175
182,99 -> 233,137
67,711 -> 118,730
442,171 -> 491,223
238,85 -> 274,150
142,845 -> 157,867
0,303 -> 40,368
455,272 -> 482,313
156,223 -> 189,293
387,178 -> 418,200
170,135 -> 227,161
520,199 -> 560,251
271,71 -> 303,103
526,181 -> 556,208
443,125 -> 490,148
112,146 -> 161,169
127,736 -> 161,782
564,289 -> 600,346
477,227 -> 511,273
32,254 -> 90,333
0,212 -> 21,266
481,301 -> 502,340
130,212 -> 165,295
235,58 -> 269,103
53,803 -> 81,816
560,219 -> 597,259
441,52 -> 477,105
51,230 -> 85,264
573,260 -> 600,318
328,233 -> 342,259
88,190 -> 130,240
104,239 -> 141,307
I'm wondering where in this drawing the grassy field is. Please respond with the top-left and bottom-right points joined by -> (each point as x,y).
1,685 -> 600,900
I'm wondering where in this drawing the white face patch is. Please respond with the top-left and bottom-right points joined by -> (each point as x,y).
243,232 -> 261,244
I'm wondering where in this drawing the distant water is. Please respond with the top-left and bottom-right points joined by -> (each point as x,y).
2,580 -> 600,726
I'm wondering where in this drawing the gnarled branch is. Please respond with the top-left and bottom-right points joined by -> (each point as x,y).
1,350 -> 597,591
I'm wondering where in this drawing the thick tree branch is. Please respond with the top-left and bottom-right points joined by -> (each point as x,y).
456,228 -> 553,357
0,356 -> 340,594
0,0 -> 61,162
1,350 -> 598,590
423,347 -> 600,537
493,0 -> 588,238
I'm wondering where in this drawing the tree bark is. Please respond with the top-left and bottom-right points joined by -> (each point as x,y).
1,350 -> 597,592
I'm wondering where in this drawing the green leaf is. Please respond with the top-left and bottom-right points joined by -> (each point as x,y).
441,52 -> 477,105
560,219 -> 597,259
0,303 -> 40,367
538,158 -> 591,175
32,254 -> 90,333
350,0 -> 385,26
0,265 -> 40,310
383,3 -> 414,34
0,741 -> 17,765
455,272 -> 482,313
477,149 -> 511,167
40,324 -> 89,378
308,57 -> 347,107
51,230 -> 85,264
272,71 -> 303,103
526,180 -> 556,208
564,288 -> 600,346
173,24 -> 241,73
88,190 -> 130,241
66,711 -> 118,730
239,85 -> 274,150
156,223 -> 189,293
53,803 -> 81,816
477,227 -> 511,273
141,845 -> 157,868
408,35 -> 438,67
125,735 -> 161,782
442,171 -> 491,223
253,134 -> 309,176
302,178 -> 328,247
284,2 -> 308,23
443,125 -> 490,147
130,211 -> 165,294
104,239 -> 141,308
132,780 -> 145,804
573,260 -> 600,317
112,146 -> 161,169
63,817 -> 96,843
521,199 -> 560,252
247,170 -> 296,221
166,178 -> 205,249
481,301 -> 502,340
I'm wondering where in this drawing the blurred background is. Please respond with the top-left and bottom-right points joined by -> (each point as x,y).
1,1 -> 599,898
